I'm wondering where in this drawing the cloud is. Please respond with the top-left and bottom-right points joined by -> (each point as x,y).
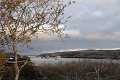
37,0 -> 120,43
65,30 -> 81,38
32,29 -> 81,41
94,0 -> 120,6
82,32 -> 120,42
18,0 -> 120,54
92,11 -> 103,17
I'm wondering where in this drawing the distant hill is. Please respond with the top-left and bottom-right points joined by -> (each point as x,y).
36,50 -> 120,59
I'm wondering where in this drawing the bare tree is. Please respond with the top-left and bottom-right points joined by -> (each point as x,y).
0,0 -> 74,80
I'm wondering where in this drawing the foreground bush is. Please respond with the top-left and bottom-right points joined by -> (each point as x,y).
3,63 -> 41,80
36,61 -> 120,80
0,50 -> 6,79
2,61 -> 120,80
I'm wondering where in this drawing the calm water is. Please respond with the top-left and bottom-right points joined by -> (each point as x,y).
29,56 -> 120,65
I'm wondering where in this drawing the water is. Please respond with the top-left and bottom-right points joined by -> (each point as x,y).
29,56 -> 120,65
30,56 -> 80,64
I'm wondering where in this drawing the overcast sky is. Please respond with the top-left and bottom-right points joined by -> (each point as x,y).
19,0 -> 120,55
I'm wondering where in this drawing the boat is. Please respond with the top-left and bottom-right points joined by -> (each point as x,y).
55,55 -> 61,60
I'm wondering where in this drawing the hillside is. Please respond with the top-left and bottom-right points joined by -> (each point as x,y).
37,50 -> 120,59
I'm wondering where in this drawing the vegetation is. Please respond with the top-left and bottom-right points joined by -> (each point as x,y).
35,62 -> 120,80
0,50 -> 6,79
38,50 -> 120,59
1,61 -> 120,80
0,0 -> 74,80
22,55 -> 31,62
3,63 -> 40,80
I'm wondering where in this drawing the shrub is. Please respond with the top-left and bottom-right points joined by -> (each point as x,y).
2,61 -> 120,80
36,61 -> 120,80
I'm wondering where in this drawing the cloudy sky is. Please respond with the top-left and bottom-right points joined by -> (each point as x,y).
19,0 -> 120,55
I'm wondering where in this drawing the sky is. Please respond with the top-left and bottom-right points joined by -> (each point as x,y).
19,0 -> 120,55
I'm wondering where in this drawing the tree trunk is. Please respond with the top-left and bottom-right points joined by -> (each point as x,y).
13,32 -> 20,80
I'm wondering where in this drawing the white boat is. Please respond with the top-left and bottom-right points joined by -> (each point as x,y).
55,56 -> 61,60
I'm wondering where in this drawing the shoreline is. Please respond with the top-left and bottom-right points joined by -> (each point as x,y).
36,49 -> 120,60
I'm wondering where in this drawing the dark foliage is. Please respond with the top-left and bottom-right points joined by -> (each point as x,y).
2,61 -> 120,80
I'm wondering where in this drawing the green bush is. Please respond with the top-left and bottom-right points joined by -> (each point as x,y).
20,63 -> 42,80
22,55 -> 31,61
0,50 -> 6,80
3,66 -> 15,80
